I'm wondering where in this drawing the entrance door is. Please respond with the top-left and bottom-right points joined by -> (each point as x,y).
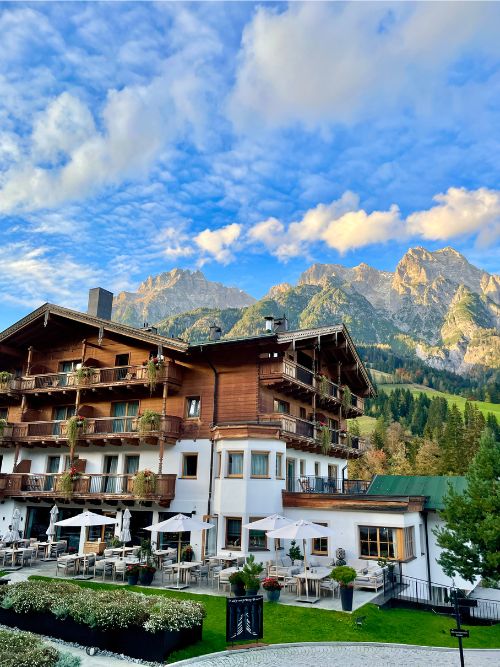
111,401 -> 139,432
286,458 -> 296,492
102,455 -> 118,493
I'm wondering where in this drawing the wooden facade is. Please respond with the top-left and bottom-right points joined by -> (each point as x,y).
0,302 -> 374,505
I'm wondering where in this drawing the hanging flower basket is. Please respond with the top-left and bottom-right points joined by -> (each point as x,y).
132,469 -> 157,498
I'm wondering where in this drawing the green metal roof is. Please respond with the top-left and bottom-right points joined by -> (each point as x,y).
367,475 -> 467,510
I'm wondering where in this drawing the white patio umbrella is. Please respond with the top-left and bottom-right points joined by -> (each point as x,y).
243,514 -> 292,567
267,520 -> 334,602
55,510 -> 117,554
146,513 -> 214,589
120,509 -> 132,557
46,505 -> 59,542
11,508 -> 21,543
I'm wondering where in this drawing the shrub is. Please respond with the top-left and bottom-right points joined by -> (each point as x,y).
288,540 -> 303,562
0,580 -> 204,635
144,597 -> 205,634
330,565 -> 357,587
0,628 -> 79,667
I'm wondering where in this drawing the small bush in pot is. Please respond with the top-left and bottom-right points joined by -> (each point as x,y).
126,563 -> 140,586
262,577 -> 282,602
138,539 -> 156,585
242,554 -> 264,596
181,544 -> 194,562
228,571 -> 246,597
330,565 -> 357,612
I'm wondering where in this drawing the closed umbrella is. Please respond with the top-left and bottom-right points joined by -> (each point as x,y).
243,514 -> 292,568
146,513 -> 214,589
46,505 -> 59,542
267,520 -> 334,603
11,508 -> 21,543
120,509 -> 132,557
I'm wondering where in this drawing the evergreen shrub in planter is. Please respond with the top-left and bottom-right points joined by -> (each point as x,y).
330,565 -> 357,612
0,580 -> 205,661
228,571 -> 245,597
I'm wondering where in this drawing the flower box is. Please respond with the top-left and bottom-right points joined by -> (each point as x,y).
0,607 -> 202,661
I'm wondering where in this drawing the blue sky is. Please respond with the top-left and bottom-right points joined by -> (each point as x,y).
0,1 -> 499,329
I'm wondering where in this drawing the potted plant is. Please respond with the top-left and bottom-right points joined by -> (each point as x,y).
107,536 -> 122,548
75,366 -> 96,386
0,371 -> 13,390
241,554 -> 264,596
65,415 -> 87,465
138,410 -> 161,434
316,374 -> 329,397
317,421 -> 331,454
138,539 -> 156,585
262,577 -> 283,602
126,563 -> 140,586
181,544 -> 194,562
228,571 -> 246,597
330,565 -> 357,611
57,465 -> 80,499
132,469 -> 157,498
341,385 -> 352,417
0,418 -> 7,437
145,358 -> 163,394
288,540 -> 303,563
378,557 -> 397,584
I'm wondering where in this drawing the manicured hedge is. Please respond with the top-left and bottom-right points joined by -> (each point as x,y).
0,580 -> 205,632
0,628 -> 80,667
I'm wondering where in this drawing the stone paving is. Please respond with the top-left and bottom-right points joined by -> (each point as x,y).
174,643 -> 500,667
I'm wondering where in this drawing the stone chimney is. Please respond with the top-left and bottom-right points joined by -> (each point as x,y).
87,287 -> 113,320
209,324 -> 222,341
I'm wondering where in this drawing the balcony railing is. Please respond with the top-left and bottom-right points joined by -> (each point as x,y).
286,476 -> 370,494
258,414 -> 363,452
0,472 -> 176,501
19,363 -> 182,392
10,415 -> 182,441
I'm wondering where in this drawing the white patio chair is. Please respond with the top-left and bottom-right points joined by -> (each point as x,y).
93,559 -> 113,581
56,557 -> 76,577
161,559 -> 174,584
320,578 -> 339,598
21,548 -> 35,567
113,560 -> 126,582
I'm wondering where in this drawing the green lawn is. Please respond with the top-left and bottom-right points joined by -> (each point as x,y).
29,576 -> 500,662
377,384 -> 500,420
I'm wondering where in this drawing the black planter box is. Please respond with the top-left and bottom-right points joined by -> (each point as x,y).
0,608 -> 202,660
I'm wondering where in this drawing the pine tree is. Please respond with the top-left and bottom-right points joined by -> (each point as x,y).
441,404 -> 465,474
485,413 -> 499,440
370,416 -> 387,451
414,437 -> 442,475
463,403 -> 485,469
434,429 -> 500,584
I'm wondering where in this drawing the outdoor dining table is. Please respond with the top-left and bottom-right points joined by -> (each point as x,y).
170,561 -> 203,585
32,541 -> 51,558
154,548 -> 176,566
110,546 -> 134,556
294,566 -> 332,598
210,554 -> 241,568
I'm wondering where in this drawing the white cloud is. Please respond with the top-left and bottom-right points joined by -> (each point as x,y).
408,187 -> 500,246
230,2 -> 500,127
247,187 -> 499,259
32,92 -> 96,162
194,223 -> 241,264
0,242 -> 102,308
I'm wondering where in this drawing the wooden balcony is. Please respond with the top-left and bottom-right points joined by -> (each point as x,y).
285,476 -> 370,494
0,472 -> 176,506
7,415 -> 182,446
19,362 -> 182,394
259,359 -> 316,400
258,413 -> 363,459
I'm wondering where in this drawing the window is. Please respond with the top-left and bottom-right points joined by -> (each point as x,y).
186,397 -> 201,418
359,526 -> 396,559
275,453 -> 283,478
314,462 -> 320,477
249,517 -> 267,551
299,459 -> 305,476
312,522 -> 329,555
403,526 -> 415,560
111,401 -> 139,432
115,353 -> 129,367
217,452 -> 222,477
227,452 -> 243,477
251,452 -> 269,478
59,360 -> 80,373
46,456 -> 60,474
273,399 -> 290,414
299,407 -> 306,419
182,453 -> 198,478
0,407 -> 8,420
125,455 -> 139,475
0,454 -> 2,472
225,517 -> 242,549
328,464 -> 338,480
419,523 -> 426,555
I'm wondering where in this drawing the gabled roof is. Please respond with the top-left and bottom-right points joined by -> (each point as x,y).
367,475 -> 467,510
189,324 -> 375,396
0,303 -> 188,352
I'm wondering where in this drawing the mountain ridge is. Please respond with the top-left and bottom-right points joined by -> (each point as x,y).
112,247 -> 499,377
